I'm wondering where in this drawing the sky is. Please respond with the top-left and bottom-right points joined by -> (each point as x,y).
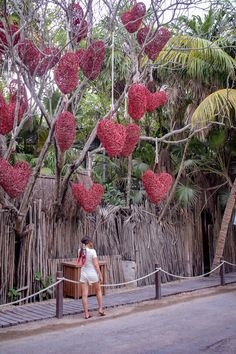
142,0 -> 213,25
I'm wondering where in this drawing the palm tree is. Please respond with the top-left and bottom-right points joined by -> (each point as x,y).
154,12 -> 236,266
211,178 -> 236,269
190,89 -> 236,268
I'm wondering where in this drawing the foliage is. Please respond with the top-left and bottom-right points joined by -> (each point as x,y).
34,272 -> 54,300
156,35 -> 236,86
7,288 -> 20,302
191,89 -> 236,127
175,183 -> 199,207
102,183 -> 126,206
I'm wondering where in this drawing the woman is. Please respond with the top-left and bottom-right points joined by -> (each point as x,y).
78,236 -> 105,319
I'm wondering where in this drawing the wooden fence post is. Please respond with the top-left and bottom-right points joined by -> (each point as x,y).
155,264 -> 161,300
56,270 -> 63,319
220,257 -> 225,286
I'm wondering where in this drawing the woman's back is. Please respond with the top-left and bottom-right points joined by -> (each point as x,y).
82,248 -> 97,270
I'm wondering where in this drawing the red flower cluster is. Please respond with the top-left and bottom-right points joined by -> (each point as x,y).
0,80 -> 28,135
37,47 -> 61,77
0,21 -> 20,53
68,3 -> 88,43
77,41 -> 106,80
121,2 -> 146,33
18,39 -> 60,76
0,96 -> 11,134
128,83 -> 147,121
142,170 -> 173,204
72,182 -> 104,213
54,52 -> 79,94
97,117 -> 126,157
120,124 -> 141,157
54,112 -> 77,152
137,27 -> 171,61
146,90 -> 168,112
0,159 -> 32,198
128,83 -> 168,120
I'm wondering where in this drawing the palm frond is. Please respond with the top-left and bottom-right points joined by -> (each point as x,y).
156,35 -> 236,85
191,89 -> 236,127
175,183 -> 199,207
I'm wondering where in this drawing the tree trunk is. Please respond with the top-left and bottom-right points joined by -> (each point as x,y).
211,177 -> 236,270
0,135 -> 7,157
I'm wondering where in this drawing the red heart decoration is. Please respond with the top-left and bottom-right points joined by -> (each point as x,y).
0,81 -> 28,135
9,80 -> 28,117
128,83 -> 147,121
18,39 -> 41,75
0,22 -> 20,53
72,20 -> 88,43
97,117 -> 126,157
54,52 -> 79,94
54,112 -> 77,152
142,170 -> 173,204
18,39 -> 60,77
36,47 -> 61,77
0,95 -> 13,135
137,27 -> 171,61
72,182 -> 104,213
0,159 -> 32,198
121,2 -> 146,33
78,41 -> 106,80
120,124 -> 141,157
68,3 -> 88,43
146,89 -> 168,112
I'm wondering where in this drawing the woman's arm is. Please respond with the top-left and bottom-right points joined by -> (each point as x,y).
92,257 -> 103,283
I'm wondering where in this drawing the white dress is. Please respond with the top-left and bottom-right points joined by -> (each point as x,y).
79,248 -> 99,284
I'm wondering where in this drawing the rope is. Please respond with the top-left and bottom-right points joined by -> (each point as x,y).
159,263 -> 223,280
59,261 -> 231,286
111,31 -> 115,111
0,279 -> 63,308
224,260 -> 236,267
57,277 -> 80,285
1,260 -> 235,308
101,269 -> 160,287
155,137 -> 158,164
58,269 -> 161,288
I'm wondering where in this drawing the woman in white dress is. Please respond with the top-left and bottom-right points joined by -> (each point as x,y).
78,237 -> 105,319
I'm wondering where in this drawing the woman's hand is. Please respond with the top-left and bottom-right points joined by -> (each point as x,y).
99,273 -> 103,283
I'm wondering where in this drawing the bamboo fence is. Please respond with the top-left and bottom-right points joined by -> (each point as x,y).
0,176 -> 236,304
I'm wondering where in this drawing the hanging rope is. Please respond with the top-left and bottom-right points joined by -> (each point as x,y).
155,137 -> 159,164
111,31 -> 115,112
124,93 -> 128,119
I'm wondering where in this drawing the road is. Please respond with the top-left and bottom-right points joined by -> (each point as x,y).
0,290 -> 236,354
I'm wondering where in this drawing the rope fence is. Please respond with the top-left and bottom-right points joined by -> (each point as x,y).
58,269 -> 160,287
1,258 -> 236,318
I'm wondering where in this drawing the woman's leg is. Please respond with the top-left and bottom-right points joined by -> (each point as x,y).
93,282 -> 104,314
81,282 -> 90,318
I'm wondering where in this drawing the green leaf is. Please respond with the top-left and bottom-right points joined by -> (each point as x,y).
208,128 -> 226,150
191,89 -> 236,127
156,35 -> 236,86
40,167 -> 54,176
175,183 -> 199,207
